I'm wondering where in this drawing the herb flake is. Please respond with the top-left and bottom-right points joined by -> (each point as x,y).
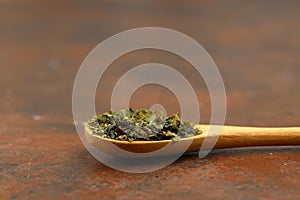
87,108 -> 202,141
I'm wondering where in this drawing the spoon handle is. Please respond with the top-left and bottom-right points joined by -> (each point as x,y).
202,125 -> 300,149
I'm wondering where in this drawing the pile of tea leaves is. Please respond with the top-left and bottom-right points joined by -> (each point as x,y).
87,108 -> 202,141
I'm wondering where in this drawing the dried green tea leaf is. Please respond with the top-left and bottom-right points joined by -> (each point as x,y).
87,108 -> 202,141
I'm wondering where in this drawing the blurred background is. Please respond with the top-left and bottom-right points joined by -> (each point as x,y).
1,0 -> 300,128
1,1 -> 300,199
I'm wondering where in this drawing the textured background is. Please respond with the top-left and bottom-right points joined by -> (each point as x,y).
1,0 -> 300,199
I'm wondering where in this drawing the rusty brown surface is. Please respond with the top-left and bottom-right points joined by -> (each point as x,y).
1,1 -> 300,199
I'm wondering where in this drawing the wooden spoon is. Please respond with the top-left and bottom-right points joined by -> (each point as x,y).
85,125 -> 300,157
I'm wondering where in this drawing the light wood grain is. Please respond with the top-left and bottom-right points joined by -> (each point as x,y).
85,125 -> 300,156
